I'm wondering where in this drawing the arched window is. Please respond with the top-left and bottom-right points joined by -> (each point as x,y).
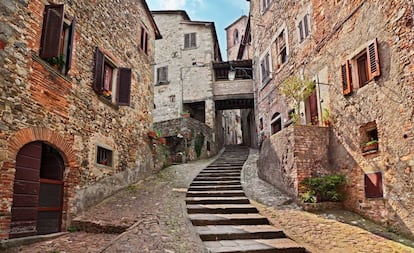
271,112 -> 282,135
233,29 -> 239,45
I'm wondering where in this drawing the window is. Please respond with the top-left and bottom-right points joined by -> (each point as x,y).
298,14 -> 310,43
140,27 -> 149,55
364,172 -> 383,198
156,66 -> 168,84
39,4 -> 75,75
341,38 -> 380,95
93,47 -> 132,106
233,29 -> 239,45
96,146 -> 113,167
260,52 -> 271,85
169,95 -> 175,103
360,121 -> 379,154
270,112 -> 282,135
184,33 -> 196,49
276,30 -> 288,67
261,0 -> 271,13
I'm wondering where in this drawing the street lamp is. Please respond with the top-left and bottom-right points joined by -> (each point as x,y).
227,66 -> 252,81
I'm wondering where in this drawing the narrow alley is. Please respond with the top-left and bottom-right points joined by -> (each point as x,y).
4,147 -> 413,253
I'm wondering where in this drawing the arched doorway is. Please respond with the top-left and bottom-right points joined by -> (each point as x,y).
10,141 -> 65,238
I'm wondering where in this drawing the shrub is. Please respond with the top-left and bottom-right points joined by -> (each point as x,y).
300,174 -> 347,202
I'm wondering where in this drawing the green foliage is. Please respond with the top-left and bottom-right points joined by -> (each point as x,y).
46,55 -> 65,68
67,226 -> 77,232
364,139 -> 378,146
279,76 -> 315,124
322,108 -> 332,126
300,174 -> 347,202
194,133 -> 204,158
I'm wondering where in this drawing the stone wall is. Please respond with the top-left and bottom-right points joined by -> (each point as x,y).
0,0 -> 158,239
154,117 -> 218,160
251,0 -> 414,238
226,15 -> 248,61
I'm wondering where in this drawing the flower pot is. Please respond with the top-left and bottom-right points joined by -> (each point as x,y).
363,143 -> 378,153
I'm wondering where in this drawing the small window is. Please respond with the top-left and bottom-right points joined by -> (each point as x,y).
184,33 -> 196,49
169,95 -> 175,103
156,66 -> 168,84
298,13 -> 310,43
140,27 -> 149,55
341,38 -> 380,95
206,141 -> 211,151
360,121 -> 379,154
39,4 -> 75,75
93,47 -> 132,106
276,30 -> 288,67
96,146 -> 113,167
270,112 -> 282,135
233,29 -> 239,45
260,52 -> 271,85
364,172 -> 383,198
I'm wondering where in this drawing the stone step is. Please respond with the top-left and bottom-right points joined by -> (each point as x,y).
71,218 -> 129,234
186,197 -> 250,205
187,204 -> 258,214
189,214 -> 269,226
204,238 -> 306,253
191,180 -> 241,186
196,225 -> 286,241
187,190 -> 245,197
208,164 -> 245,167
189,185 -> 243,191
202,168 -> 242,172
197,172 -> 241,177
194,176 -> 240,181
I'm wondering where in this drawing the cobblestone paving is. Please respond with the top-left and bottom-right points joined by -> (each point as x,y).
4,147 -> 414,253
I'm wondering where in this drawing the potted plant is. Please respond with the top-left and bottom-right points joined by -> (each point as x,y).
362,139 -> 378,153
46,55 -> 65,70
322,108 -> 332,127
180,111 -> 190,118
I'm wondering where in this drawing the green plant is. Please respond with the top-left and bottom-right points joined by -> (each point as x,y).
300,174 -> 347,202
46,54 -> 65,69
322,108 -> 332,126
67,226 -> 77,232
279,76 -> 315,124
364,139 -> 378,147
300,191 -> 316,203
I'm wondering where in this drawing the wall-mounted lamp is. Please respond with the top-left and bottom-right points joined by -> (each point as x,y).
227,66 -> 253,81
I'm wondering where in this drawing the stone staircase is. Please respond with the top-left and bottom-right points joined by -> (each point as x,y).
186,146 -> 307,253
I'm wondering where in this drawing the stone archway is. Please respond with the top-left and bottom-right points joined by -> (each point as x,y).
0,128 -> 79,239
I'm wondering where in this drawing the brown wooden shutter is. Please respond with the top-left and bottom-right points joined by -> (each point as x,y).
117,68 -> 132,106
156,67 -> 161,84
184,34 -> 190,48
190,33 -> 196,47
341,60 -> 352,95
144,31 -> 148,54
364,172 -> 383,198
93,47 -> 104,93
40,4 -> 64,59
65,18 -> 76,74
367,38 -> 380,80
140,27 -> 145,51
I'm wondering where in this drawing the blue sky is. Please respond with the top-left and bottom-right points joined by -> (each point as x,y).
147,0 -> 250,60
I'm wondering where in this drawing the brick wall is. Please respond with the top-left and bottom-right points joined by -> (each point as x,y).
0,0 -> 158,239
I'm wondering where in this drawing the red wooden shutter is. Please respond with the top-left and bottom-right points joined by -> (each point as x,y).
40,4 -> 64,59
117,68 -> 132,106
341,60 -> 352,95
364,172 -> 383,198
367,38 -> 380,80
93,47 -> 104,93
65,18 -> 76,74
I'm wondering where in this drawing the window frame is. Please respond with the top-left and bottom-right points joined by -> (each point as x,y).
140,27 -> 149,55
364,172 -> 383,198
275,28 -> 288,69
260,50 -> 272,86
156,66 -> 169,85
93,47 -> 132,106
39,4 -> 75,75
96,146 -> 113,167
261,0 -> 272,13
184,32 -> 197,49
298,13 -> 311,43
341,38 -> 380,95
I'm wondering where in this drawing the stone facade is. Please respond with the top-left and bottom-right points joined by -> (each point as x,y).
250,0 -> 414,238
0,0 -> 160,239
152,11 -> 221,130
225,15 -> 249,61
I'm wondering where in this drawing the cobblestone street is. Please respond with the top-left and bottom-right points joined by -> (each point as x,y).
3,148 -> 414,253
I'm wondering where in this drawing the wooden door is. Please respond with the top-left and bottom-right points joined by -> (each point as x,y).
309,91 -> 319,126
10,142 -> 42,238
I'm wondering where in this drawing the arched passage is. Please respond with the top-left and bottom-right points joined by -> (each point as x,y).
10,141 -> 65,238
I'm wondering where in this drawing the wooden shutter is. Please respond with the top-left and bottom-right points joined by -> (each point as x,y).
93,47 -> 104,93
298,21 -> 304,42
117,68 -> 131,106
140,27 -> 148,54
40,4 -> 64,59
304,14 -> 310,37
364,172 -> 383,198
65,18 -> 76,74
367,38 -> 380,80
190,33 -> 196,48
184,33 -> 190,48
341,60 -> 352,95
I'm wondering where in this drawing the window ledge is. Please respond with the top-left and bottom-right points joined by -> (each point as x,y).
155,81 -> 170,86
260,77 -> 272,90
182,46 -> 198,51
32,53 -> 71,83
97,95 -> 119,110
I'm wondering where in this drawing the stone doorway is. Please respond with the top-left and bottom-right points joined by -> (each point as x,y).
10,142 -> 65,238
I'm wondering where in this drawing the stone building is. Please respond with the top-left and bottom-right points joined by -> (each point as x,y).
152,11 -> 222,160
0,0 -> 160,239
250,0 -> 414,238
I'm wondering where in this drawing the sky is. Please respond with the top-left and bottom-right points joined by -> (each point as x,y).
147,0 -> 250,60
